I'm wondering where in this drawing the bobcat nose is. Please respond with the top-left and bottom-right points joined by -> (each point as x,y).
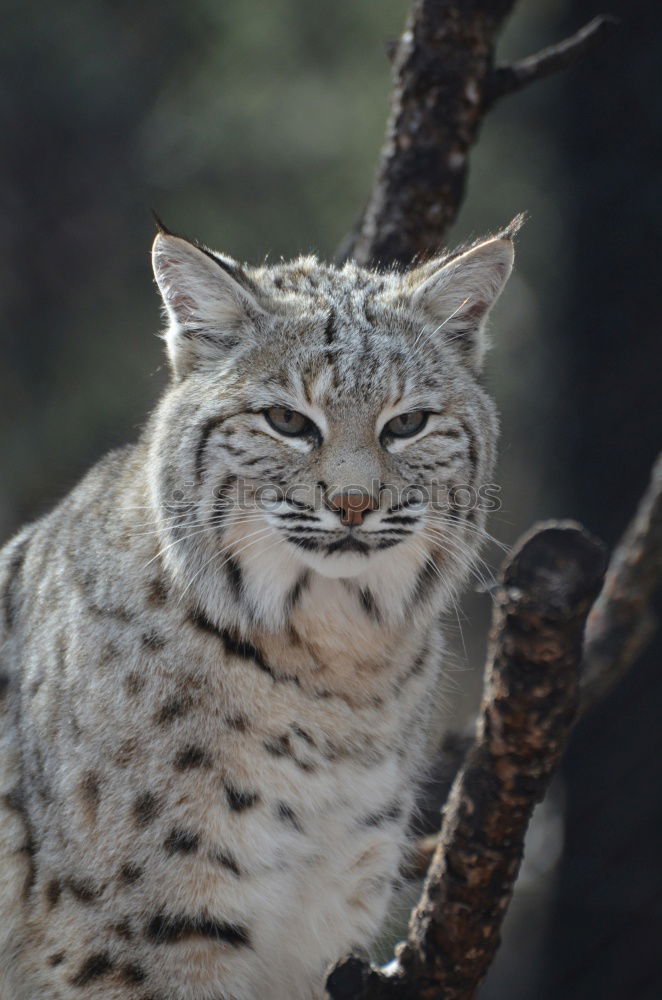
327,490 -> 378,527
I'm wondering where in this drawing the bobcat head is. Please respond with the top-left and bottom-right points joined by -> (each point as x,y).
146,223 -> 515,628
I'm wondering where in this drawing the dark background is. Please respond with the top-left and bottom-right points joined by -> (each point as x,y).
1,1 -> 660,996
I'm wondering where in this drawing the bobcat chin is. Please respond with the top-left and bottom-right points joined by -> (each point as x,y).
0,221 -> 515,999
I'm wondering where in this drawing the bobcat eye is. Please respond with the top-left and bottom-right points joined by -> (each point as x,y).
382,410 -> 429,440
264,406 -> 313,437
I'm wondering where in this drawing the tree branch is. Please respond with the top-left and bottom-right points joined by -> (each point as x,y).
337,4 -> 615,269
486,15 -> 618,106
337,0 -> 518,269
327,524 -> 606,1000
396,524 -> 606,999
580,451 -> 662,712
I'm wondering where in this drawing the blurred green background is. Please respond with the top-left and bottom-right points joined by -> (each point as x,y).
0,0 -> 561,540
1,1 -> 660,997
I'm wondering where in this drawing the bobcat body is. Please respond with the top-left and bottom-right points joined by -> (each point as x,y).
0,225 -> 514,999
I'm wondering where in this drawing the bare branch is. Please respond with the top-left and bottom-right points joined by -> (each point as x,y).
397,523 -> 606,999
487,15 -> 618,106
337,6 -> 615,270
327,523 -> 606,1000
337,0 -> 518,269
580,451 -> 662,712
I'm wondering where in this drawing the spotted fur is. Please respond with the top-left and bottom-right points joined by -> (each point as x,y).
0,224 -> 515,999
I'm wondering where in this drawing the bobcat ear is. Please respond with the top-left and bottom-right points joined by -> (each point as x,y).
152,231 -> 262,376
409,233 -> 515,370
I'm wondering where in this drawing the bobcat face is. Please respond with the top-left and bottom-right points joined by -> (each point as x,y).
147,227 -> 511,613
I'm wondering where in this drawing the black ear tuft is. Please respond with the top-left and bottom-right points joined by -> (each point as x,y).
151,210 -> 175,236
151,215 -> 243,282
152,231 -> 265,377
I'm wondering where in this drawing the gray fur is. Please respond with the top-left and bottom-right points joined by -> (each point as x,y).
0,227 -> 514,999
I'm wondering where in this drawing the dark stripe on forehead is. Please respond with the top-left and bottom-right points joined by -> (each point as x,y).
322,344 -> 342,390
324,308 -> 336,345
302,372 -> 314,406
362,298 -> 377,326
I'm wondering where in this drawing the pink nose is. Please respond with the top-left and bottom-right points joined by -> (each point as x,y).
327,490 -> 378,527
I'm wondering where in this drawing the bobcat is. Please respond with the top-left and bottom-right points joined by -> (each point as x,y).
0,221 -> 515,999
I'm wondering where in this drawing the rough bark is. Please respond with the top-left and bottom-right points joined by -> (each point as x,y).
337,3 -> 616,269
337,0 -> 517,269
396,525 -> 606,999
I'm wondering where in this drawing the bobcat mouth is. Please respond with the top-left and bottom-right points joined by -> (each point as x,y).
284,529 -> 411,558
284,533 -> 370,556
324,535 -> 370,556
281,525 -> 416,579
